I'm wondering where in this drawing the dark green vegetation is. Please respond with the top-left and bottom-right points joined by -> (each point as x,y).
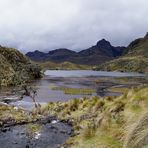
26,39 -> 125,65
97,33 -> 148,73
40,61 -> 91,70
0,45 -> 42,86
38,86 -> 148,148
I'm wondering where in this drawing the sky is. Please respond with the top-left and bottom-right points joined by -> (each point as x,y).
0,0 -> 148,53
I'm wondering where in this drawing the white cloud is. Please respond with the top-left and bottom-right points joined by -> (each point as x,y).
0,0 -> 148,52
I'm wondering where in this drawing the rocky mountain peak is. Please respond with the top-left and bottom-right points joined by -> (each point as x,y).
144,32 -> 148,38
96,39 -> 111,47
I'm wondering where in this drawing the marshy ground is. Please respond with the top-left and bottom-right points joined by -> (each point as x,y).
38,86 -> 148,148
0,70 -> 147,147
0,104 -> 73,148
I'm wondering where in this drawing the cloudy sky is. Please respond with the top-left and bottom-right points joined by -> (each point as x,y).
0,0 -> 148,53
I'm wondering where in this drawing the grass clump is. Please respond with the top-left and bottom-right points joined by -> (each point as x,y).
82,122 -> 97,139
124,112 -> 148,148
36,86 -> 148,147
26,123 -> 42,133
69,99 -> 80,111
0,104 -> 40,127
51,86 -> 96,95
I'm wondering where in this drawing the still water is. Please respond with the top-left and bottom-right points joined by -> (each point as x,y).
45,70 -> 146,77
2,70 -> 147,110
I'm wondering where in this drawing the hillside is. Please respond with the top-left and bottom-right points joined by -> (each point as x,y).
97,33 -> 148,73
38,86 -> 148,148
0,45 -> 41,86
26,39 -> 125,65
40,61 -> 91,70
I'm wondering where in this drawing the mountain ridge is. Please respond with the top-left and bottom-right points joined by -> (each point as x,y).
26,39 -> 125,65
97,33 -> 148,73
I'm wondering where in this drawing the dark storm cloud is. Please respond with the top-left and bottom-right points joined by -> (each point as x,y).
0,0 -> 148,52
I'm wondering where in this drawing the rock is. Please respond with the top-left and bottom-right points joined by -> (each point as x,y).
26,144 -> 30,148
51,120 -> 59,124
60,130 -> 67,134
1,96 -> 20,103
1,128 -> 7,132
144,32 -> 148,38
20,132 -> 25,135
0,102 -> 9,106
67,131 -> 72,135
57,144 -> 61,148
1,127 -> 10,132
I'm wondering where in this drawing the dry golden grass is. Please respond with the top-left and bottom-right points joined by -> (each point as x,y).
35,86 -> 148,147
124,112 -> 148,148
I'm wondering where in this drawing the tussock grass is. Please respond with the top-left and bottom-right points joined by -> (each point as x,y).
0,105 -> 40,126
124,112 -> 148,148
82,122 -> 97,139
35,86 -> 148,147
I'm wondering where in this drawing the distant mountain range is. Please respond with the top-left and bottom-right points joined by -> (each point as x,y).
26,39 -> 125,65
97,33 -> 148,73
26,33 -> 148,73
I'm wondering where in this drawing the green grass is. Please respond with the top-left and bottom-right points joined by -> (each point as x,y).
97,56 -> 148,73
0,105 -> 40,126
40,61 -> 92,70
37,86 -> 148,148
26,123 -> 42,133
51,86 -> 96,95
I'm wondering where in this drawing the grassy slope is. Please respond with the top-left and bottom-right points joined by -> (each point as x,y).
97,35 -> 148,73
0,46 -> 41,86
98,56 -> 148,73
39,86 -> 148,148
39,61 -> 92,70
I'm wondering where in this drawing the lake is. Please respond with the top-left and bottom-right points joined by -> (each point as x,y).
1,70 -> 147,110
45,70 -> 147,77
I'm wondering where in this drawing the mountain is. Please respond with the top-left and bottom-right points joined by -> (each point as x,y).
47,48 -> 77,62
97,33 -> 148,73
26,39 -> 125,65
79,39 -> 123,57
0,45 -> 41,86
71,39 -> 125,65
26,48 -> 77,62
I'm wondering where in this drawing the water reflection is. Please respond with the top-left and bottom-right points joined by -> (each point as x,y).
0,70 -> 147,110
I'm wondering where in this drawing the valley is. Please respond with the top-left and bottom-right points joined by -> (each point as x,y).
0,33 -> 148,148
